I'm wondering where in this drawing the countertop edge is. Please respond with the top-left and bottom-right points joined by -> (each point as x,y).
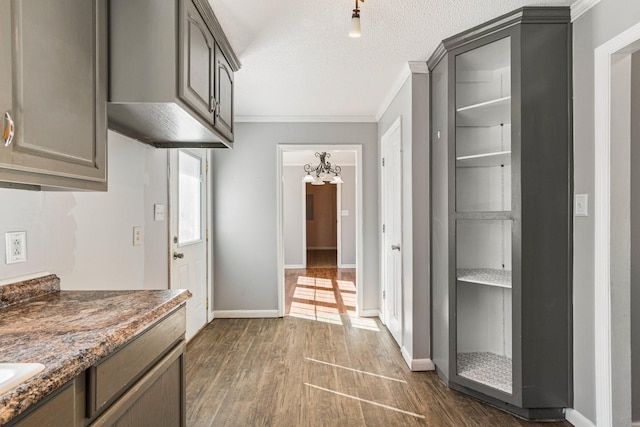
0,289 -> 190,425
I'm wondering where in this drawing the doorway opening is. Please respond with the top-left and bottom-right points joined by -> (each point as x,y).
305,182 -> 337,267
277,145 -> 373,329
593,23 -> 640,426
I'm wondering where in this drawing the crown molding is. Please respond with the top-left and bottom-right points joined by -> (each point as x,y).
408,61 -> 429,74
234,115 -> 377,123
571,0 -> 601,22
374,65 -> 411,121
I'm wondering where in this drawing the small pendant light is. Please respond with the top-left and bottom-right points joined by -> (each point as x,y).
349,0 -> 363,38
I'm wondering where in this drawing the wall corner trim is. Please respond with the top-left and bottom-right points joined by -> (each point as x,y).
408,61 -> 429,74
570,0 -> 601,22
565,409 -> 596,427
213,310 -> 280,318
401,347 -> 435,371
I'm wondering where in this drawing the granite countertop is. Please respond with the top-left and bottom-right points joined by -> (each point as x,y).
0,274 -> 190,425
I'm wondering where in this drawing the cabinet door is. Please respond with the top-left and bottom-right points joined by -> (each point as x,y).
214,44 -> 233,141
0,0 -> 107,189
10,381 -> 76,427
90,343 -> 185,427
180,0 -> 215,125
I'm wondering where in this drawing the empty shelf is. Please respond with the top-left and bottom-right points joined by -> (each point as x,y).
457,268 -> 511,288
456,97 -> 511,127
457,352 -> 512,394
456,151 -> 511,167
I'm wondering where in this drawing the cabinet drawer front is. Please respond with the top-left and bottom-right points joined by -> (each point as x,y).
10,381 -> 75,427
89,306 -> 185,416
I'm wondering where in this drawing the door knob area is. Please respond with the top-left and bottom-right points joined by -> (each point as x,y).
173,252 -> 184,260
391,244 -> 401,251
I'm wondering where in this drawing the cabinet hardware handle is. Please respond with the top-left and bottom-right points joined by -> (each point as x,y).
2,112 -> 14,147
173,252 -> 184,260
209,97 -> 215,113
391,244 -> 401,251
215,101 -> 221,118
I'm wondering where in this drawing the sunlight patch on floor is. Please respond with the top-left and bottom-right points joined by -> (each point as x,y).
304,383 -> 425,419
304,358 -> 406,383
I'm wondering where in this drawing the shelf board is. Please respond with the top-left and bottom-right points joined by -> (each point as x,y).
457,352 -> 512,395
457,268 -> 511,288
456,97 -> 511,127
456,151 -> 511,168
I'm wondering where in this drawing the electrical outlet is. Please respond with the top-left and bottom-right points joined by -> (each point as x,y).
133,227 -> 143,246
154,204 -> 165,221
5,231 -> 26,264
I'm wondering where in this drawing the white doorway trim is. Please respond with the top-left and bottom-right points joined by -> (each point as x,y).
594,21 -> 640,427
277,144 -> 363,317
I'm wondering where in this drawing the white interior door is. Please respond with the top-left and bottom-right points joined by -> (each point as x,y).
382,122 -> 403,346
170,149 -> 208,341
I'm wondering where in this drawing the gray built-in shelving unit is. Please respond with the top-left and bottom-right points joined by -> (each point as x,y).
429,7 -> 572,420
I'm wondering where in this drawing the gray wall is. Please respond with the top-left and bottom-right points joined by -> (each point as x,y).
632,50 -> 640,424
0,132 -> 169,290
282,165 -> 356,267
211,122 -> 378,312
378,70 -> 431,364
573,0 -> 640,422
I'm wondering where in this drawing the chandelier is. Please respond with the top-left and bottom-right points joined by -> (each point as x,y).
302,152 -> 344,185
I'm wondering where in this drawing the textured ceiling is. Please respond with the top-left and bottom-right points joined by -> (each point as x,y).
209,0 -> 574,121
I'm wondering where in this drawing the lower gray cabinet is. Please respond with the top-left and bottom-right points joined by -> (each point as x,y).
0,0 -> 107,191
9,381 -> 78,427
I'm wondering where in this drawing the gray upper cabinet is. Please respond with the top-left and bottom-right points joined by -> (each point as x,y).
180,0 -> 216,125
214,44 -> 234,141
109,0 -> 240,149
0,0 -> 107,191
428,7 -> 571,421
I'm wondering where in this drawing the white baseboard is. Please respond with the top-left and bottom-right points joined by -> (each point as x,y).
284,264 -> 304,269
565,408 -> 596,427
213,310 -> 280,319
401,347 -> 435,372
359,309 -> 379,318
338,263 -> 357,268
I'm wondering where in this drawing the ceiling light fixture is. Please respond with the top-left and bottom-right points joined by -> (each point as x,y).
349,0 -> 364,38
302,152 -> 343,185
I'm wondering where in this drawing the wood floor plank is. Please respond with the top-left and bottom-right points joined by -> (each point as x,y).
186,316 -> 572,426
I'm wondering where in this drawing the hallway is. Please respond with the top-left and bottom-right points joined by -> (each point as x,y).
185,316 -> 571,426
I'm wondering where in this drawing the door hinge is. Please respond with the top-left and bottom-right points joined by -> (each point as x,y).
383,290 -> 386,299
206,298 -> 209,310
206,160 -> 209,172
382,224 -> 385,233
206,229 -> 209,241
382,158 -> 385,167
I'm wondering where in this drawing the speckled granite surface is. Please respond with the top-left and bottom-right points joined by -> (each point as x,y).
0,275 -> 190,425
0,274 -> 60,309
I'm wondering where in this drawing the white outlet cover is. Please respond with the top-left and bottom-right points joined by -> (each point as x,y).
154,204 -> 165,222
5,231 -> 26,264
133,227 -> 143,246
575,194 -> 588,217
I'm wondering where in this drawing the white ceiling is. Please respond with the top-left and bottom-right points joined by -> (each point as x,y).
209,0 -> 574,122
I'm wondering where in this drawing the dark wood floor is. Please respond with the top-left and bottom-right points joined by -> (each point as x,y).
307,249 -> 337,267
185,316 -> 571,426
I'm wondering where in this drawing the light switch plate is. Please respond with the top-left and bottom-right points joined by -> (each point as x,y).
5,231 -> 26,264
575,194 -> 588,217
341,210 -> 349,217
154,204 -> 165,222
133,227 -> 143,246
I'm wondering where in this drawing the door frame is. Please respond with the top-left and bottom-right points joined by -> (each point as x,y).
277,144 -> 363,317
379,116 -> 403,337
302,181 -> 343,268
593,21 -> 640,427
167,149 -> 214,326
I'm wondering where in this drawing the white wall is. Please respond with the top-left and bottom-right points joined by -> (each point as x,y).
572,0 -> 640,422
0,131 -> 169,290
377,68 -> 431,368
339,166 -> 357,266
211,122 -> 378,313
631,50 -> 640,424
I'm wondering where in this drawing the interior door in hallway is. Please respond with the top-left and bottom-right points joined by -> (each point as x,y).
381,120 -> 403,346
170,149 -> 208,341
